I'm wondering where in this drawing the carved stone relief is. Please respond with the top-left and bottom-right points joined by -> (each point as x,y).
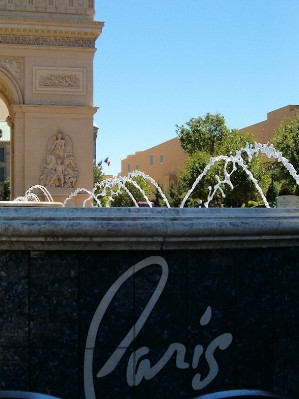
40,130 -> 78,188
33,67 -> 86,94
40,73 -> 80,88
0,35 -> 95,48
0,59 -> 22,84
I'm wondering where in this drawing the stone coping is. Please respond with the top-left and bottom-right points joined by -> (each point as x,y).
0,201 -> 62,207
0,207 -> 299,250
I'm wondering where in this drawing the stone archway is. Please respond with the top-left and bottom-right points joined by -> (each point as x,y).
0,3 -> 103,204
0,97 -> 11,200
0,66 -> 23,199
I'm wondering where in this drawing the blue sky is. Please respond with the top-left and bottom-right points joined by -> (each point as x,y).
94,0 -> 299,176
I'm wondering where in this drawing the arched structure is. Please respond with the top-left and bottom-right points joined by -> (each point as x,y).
0,1 -> 103,203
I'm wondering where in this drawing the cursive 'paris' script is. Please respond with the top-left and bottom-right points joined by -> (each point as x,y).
84,256 -> 233,399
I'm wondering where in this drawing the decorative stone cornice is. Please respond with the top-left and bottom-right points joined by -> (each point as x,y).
0,34 -> 95,48
0,15 -> 103,29
0,15 -> 103,47
11,104 -> 98,116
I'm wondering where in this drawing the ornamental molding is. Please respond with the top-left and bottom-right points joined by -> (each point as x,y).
0,16 -> 103,46
0,15 -> 103,29
0,34 -> 95,48
0,58 -> 23,84
33,67 -> 86,94
12,104 -> 98,115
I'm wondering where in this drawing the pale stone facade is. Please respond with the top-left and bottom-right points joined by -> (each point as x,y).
240,105 -> 299,143
0,0 -> 103,204
121,137 -> 188,189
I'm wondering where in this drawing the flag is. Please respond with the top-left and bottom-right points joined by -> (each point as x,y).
97,160 -> 103,169
104,156 -> 111,166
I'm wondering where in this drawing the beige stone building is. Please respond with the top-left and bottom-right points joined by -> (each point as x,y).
121,137 -> 188,189
240,105 -> 299,143
121,105 -> 299,188
0,0 -> 103,204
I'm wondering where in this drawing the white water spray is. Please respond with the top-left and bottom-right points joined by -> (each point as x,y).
11,143 -> 299,208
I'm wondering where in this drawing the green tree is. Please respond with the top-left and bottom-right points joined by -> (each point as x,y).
152,183 -> 166,207
176,113 -> 229,156
179,150 -> 221,207
165,181 -> 186,207
2,177 -> 10,201
272,113 -> 299,195
93,165 -> 104,184
217,130 -> 271,206
93,165 -> 106,206
176,114 -> 270,207
109,175 -> 153,207
93,167 -> 153,207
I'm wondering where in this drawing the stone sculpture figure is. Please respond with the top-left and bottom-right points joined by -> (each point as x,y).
40,130 -> 78,188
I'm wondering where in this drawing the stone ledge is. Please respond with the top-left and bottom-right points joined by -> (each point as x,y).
0,207 -> 298,250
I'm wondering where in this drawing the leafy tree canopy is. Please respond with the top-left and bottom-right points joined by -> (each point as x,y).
174,115 -> 271,207
272,113 -> 299,195
176,113 -> 229,156
109,175 -> 153,207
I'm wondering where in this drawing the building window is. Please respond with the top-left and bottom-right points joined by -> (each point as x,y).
149,154 -> 154,167
0,167 -> 4,182
0,148 -> 4,163
159,154 -> 164,164
136,165 -> 139,170
127,163 -> 131,173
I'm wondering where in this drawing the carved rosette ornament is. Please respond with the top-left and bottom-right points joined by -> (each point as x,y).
40,130 -> 79,188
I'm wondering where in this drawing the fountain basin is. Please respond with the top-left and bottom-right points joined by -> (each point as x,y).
0,207 -> 298,399
0,207 -> 297,249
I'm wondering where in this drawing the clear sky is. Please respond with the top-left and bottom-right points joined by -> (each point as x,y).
94,0 -> 299,176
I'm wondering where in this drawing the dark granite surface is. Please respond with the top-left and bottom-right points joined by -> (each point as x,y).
0,248 -> 298,398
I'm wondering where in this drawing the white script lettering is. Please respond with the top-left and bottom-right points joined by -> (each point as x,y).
84,256 -> 233,399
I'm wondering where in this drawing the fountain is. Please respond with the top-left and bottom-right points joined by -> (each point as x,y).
5,142 -> 298,209
1,143 -> 299,399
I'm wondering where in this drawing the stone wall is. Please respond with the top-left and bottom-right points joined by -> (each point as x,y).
0,208 -> 299,399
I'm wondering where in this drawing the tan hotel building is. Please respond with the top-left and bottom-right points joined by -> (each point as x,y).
121,105 -> 299,189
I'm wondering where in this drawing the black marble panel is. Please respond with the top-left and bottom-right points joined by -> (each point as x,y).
235,339 -> 273,390
79,251 -> 136,349
0,346 -> 29,390
187,249 -> 236,396
134,251 -> 188,347
133,347 -> 189,399
272,247 -> 299,338
235,248 -> 273,341
31,346 -> 79,399
30,251 -> 79,348
84,347 -> 135,399
2,246 -> 299,399
0,251 -> 29,346
187,250 -> 235,348
186,342 -> 235,398
273,336 -> 299,399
